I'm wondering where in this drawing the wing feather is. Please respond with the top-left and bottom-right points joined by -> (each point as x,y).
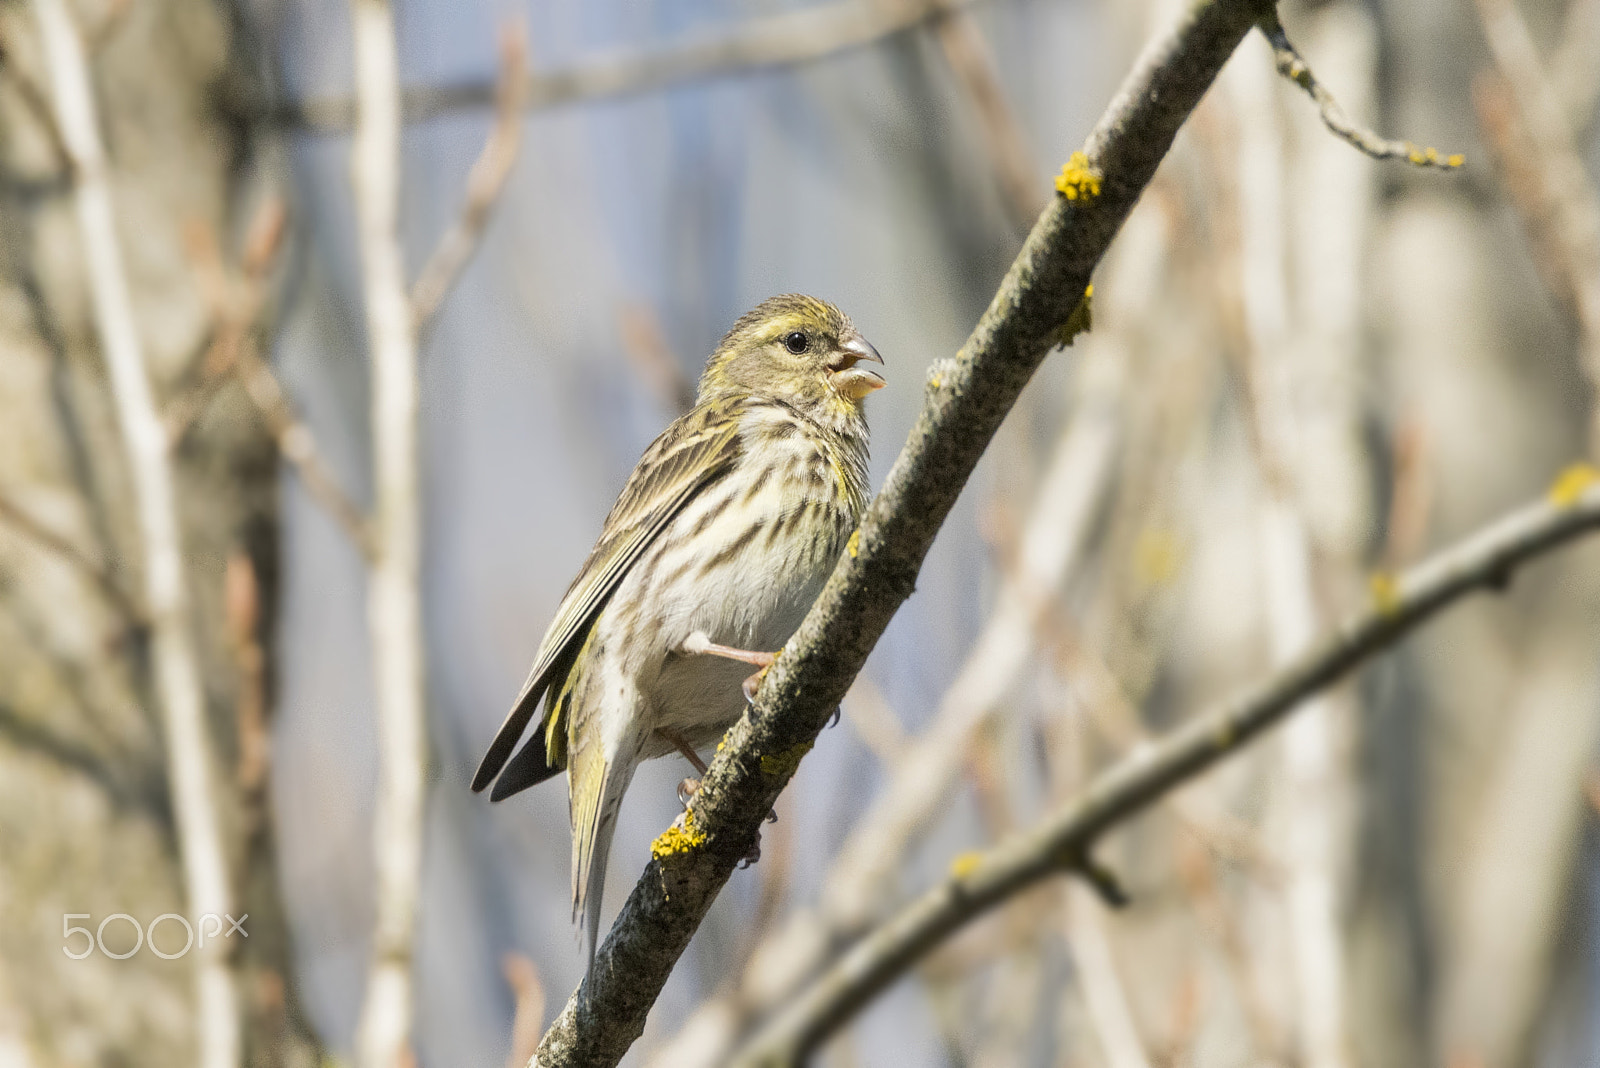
472,405 -> 741,794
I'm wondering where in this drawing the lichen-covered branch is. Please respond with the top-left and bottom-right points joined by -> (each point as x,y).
529,1 -> 1275,1064
733,471 -> 1600,1065
1258,10 -> 1462,170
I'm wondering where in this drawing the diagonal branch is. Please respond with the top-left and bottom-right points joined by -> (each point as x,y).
409,24 -> 529,333
530,1 -> 1277,1064
734,471 -> 1600,1064
0,487 -> 143,626
278,0 -> 981,132
1258,10 -> 1463,170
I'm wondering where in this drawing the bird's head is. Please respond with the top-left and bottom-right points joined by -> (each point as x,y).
699,295 -> 884,414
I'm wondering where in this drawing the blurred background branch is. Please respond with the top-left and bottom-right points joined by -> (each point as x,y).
735,475 -> 1600,1064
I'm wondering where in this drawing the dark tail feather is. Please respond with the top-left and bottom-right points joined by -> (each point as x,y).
473,681 -> 550,793
490,729 -> 564,800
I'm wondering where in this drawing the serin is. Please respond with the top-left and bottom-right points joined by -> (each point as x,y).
473,294 -> 885,964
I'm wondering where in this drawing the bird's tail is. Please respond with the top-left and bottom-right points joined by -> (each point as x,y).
568,743 -> 634,968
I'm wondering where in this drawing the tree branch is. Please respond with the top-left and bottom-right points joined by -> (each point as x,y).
0,487 -> 143,626
277,0 -> 981,132
733,471 -> 1600,1064
1258,10 -> 1463,170
31,1 -> 241,1066
530,1 -> 1276,1064
1473,0 -> 1600,457
348,2 -> 428,1067
408,25 -> 529,333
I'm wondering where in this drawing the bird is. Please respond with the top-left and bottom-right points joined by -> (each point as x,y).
472,294 -> 884,964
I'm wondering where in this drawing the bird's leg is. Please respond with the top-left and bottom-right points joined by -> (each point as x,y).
680,631 -> 777,705
657,727 -> 707,809
680,631 -> 777,668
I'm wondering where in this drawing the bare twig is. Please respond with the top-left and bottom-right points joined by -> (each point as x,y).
532,1 -> 1276,1063
0,487 -> 143,625
931,8 -> 1045,232
348,2 -> 428,1068
409,25 -> 529,333
1474,0 -> 1600,456
226,550 -> 271,898
1550,0 -> 1600,127
31,2 -> 241,1067
0,25 -> 73,175
1258,10 -> 1463,170
503,954 -> 548,1068
733,476 -> 1600,1064
237,340 -> 375,556
618,304 -> 697,415
166,198 -> 289,444
280,0 -> 982,132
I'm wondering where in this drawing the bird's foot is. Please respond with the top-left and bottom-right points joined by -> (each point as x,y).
677,777 -> 700,808
742,666 -> 770,706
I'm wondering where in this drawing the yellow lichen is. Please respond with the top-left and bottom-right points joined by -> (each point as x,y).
1369,571 -> 1402,618
1132,525 -> 1183,588
950,851 -> 982,879
651,809 -> 707,860
1405,145 -> 1463,170
759,740 -> 813,778
1548,463 -> 1600,508
1051,284 -> 1094,348
1055,151 -> 1102,201
929,374 -> 942,390
846,530 -> 861,559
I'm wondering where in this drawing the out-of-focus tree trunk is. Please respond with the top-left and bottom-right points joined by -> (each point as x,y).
0,1 -> 315,1065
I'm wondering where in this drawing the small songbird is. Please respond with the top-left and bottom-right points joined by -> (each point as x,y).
472,294 -> 884,962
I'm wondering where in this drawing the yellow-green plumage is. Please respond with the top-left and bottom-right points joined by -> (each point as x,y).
472,295 -> 883,964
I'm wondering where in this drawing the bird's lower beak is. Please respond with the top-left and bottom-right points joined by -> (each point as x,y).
829,336 -> 885,400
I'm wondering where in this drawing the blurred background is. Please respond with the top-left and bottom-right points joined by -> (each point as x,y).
3,0 -> 1600,1065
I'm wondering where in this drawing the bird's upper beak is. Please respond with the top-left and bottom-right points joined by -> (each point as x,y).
828,335 -> 886,400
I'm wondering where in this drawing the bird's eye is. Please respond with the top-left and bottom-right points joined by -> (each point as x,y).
783,331 -> 810,355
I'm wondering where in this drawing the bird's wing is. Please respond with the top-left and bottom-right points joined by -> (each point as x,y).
472,403 -> 742,794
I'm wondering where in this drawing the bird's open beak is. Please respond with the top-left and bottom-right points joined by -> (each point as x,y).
829,336 -> 885,400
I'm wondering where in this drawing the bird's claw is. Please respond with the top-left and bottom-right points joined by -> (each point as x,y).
827,705 -> 842,729
677,777 -> 700,808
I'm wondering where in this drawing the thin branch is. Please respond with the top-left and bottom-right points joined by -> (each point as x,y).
30,2 -> 241,1068
733,475 -> 1600,1064
930,8 -> 1046,233
165,198 -> 289,444
409,25 -> 529,333
349,3 -> 428,1068
0,487 -> 143,625
278,0 -> 981,132
1257,10 -> 1463,170
1550,0 -> 1600,128
0,26 -> 74,175
237,336 -> 375,557
1474,0 -> 1600,456
531,1 -> 1275,1064
618,304 -> 697,416
503,954 -> 548,1068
